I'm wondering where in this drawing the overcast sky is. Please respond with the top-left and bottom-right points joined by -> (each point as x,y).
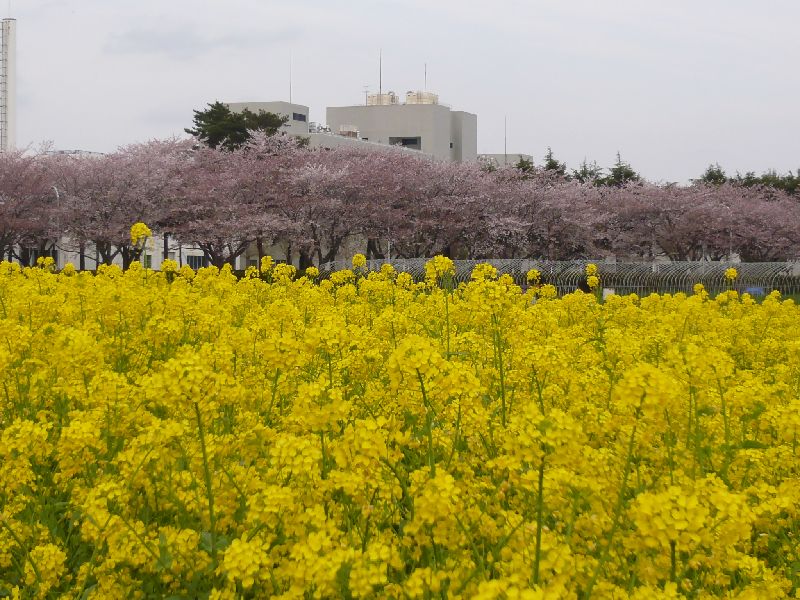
9,0 -> 800,182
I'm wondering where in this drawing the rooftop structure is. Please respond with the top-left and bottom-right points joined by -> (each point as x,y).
1,18 -> 16,151
367,92 -> 399,106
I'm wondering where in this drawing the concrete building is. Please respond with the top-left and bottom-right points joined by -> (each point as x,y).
226,101 -> 310,135
327,92 -> 477,162
224,97 -> 459,160
1,18 -> 17,151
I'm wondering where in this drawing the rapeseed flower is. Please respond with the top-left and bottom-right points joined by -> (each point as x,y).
0,257 -> 797,598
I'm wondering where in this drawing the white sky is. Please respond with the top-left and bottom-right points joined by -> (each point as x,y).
10,0 -> 800,182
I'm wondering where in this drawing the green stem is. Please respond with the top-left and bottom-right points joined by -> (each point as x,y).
416,369 -> 435,477
492,314 -> 507,427
444,291 -> 451,358
533,455 -> 546,585
194,402 -> 218,566
669,540 -> 677,583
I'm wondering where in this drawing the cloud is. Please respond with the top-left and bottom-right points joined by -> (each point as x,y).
105,26 -> 300,60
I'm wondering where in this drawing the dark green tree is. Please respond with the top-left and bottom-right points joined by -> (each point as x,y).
572,159 -> 603,185
696,163 -> 727,185
599,152 -> 640,187
759,169 -> 799,195
186,101 -> 288,150
733,171 -> 760,187
514,156 -> 535,175
542,147 -> 567,177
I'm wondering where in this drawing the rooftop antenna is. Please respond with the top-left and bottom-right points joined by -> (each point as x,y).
379,48 -> 382,97
288,50 -> 292,103
504,115 -> 508,166
424,63 -> 427,91
363,85 -> 369,105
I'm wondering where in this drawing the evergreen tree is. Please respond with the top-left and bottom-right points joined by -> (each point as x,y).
572,159 -> 603,185
696,163 -> 727,185
514,156 -> 535,175
186,101 -> 288,150
542,147 -> 567,178
599,152 -> 640,187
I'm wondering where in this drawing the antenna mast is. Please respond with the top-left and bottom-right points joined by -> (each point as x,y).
424,63 -> 427,91
288,50 -> 292,103
504,115 -> 508,166
378,49 -> 382,96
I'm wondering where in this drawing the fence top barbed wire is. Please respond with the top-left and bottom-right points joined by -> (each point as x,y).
318,259 -> 800,296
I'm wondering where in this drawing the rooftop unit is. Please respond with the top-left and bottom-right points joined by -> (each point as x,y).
405,90 -> 438,105
367,92 -> 399,106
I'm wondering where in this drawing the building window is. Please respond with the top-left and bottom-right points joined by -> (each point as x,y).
143,254 -> 152,268
187,255 -> 206,270
450,142 -> 454,148
292,112 -> 307,122
362,137 -> 368,141
389,136 -> 422,150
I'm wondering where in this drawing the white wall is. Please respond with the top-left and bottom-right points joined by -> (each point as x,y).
226,101 -> 310,135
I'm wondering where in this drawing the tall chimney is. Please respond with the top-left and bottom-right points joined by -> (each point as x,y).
1,18 -> 16,151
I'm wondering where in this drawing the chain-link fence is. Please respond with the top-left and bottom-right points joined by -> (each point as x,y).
319,259 -> 800,297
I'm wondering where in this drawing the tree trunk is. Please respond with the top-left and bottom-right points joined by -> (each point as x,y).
256,237 -> 264,271
79,242 -> 86,271
299,248 -> 314,270
366,238 -> 385,260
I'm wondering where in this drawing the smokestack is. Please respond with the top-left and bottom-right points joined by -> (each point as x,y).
1,17 -> 16,151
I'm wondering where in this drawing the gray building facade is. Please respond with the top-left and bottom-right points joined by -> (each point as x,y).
326,99 -> 477,162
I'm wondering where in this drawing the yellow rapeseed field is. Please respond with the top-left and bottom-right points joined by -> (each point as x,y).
1,256 -> 799,599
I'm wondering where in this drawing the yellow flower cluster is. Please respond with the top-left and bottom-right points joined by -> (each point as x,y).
1,257 -> 799,598
424,255 -> 456,286
129,221 -> 152,246
725,267 -> 738,282
586,263 -> 600,290
352,253 -> 367,269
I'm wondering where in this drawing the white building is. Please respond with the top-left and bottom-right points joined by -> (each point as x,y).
1,18 -> 17,151
327,91 -> 477,162
226,101 -> 310,135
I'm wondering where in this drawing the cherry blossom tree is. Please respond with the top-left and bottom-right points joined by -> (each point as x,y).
7,134 -> 797,270
0,149 -> 56,265
56,140 -> 186,268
